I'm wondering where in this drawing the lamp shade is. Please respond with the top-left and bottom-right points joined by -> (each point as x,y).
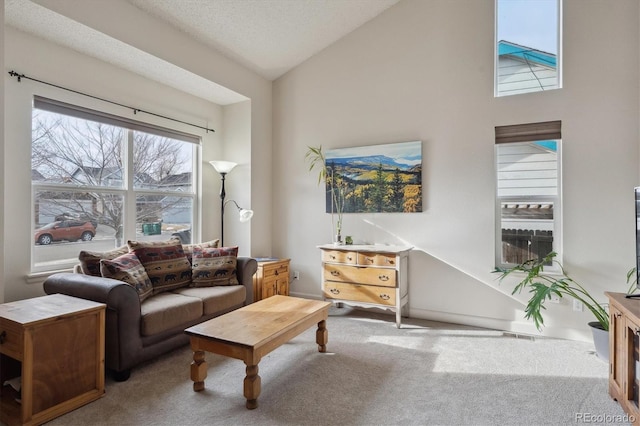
238,208 -> 254,222
209,160 -> 237,175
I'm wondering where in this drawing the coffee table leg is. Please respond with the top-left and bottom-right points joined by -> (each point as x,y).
316,319 -> 328,353
191,350 -> 207,392
244,363 -> 261,409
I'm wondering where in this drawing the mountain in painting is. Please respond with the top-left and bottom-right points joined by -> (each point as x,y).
327,155 -> 416,171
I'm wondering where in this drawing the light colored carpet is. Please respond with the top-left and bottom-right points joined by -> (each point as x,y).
47,306 -> 629,426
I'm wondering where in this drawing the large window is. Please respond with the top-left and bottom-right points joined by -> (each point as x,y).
495,121 -> 562,269
31,96 -> 199,272
495,0 -> 562,97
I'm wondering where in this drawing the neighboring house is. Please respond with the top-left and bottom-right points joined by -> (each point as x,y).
158,172 -> 192,192
497,141 -> 558,263
70,166 -> 156,188
33,168 -> 191,226
496,40 -> 558,96
158,173 -> 193,224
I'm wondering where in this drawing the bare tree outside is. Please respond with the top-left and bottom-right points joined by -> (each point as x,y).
32,109 -> 194,247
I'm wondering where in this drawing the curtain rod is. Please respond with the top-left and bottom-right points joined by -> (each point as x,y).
8,70 -> 215,133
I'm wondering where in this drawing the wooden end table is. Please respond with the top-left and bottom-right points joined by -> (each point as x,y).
185,295 -> 331,409
0,294 -> 105,426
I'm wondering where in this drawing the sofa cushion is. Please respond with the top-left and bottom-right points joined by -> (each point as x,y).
79,245 -> 129,276
183,239 -> 220,264
173,285 -> 246,315
191,246 -> 239,287
128,238 -> 192,295
140,292 -> 203,336
100,252 -> 153,302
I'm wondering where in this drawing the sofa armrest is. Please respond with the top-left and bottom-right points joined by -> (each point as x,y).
44,272 -> 140,312
44,272 -> 143,372
236,257 -> 258,305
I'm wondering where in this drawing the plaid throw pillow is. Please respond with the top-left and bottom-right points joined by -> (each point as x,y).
128,238 -> 192,294
191,246 -> 239,287
100,252 -> 153,302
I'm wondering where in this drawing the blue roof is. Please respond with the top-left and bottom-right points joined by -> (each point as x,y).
498,40 -> 556,68
535,140 -> 557,151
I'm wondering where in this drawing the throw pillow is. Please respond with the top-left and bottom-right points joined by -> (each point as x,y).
79,245 -> 130,276
183,239 -> 220,265
100,253 -> 153,302
191,246 -> 239,287
128,237 -> 192,294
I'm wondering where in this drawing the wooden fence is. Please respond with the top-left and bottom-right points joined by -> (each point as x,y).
502,229 -> 553,265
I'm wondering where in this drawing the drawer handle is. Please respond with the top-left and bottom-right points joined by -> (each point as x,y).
365,257 -> 374,263
347,256 -> 353,261
330,288 -> 340,295
275,270 -> 279,276
330,270 -> 340,277
0,331 -> 5,344
379,294 -> 390,301
330,255 -> 336,260
386,259 -> 395,265
378,275 -> 389,282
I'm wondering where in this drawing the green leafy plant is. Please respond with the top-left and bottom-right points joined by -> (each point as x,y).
305,145 -> 344,240
494,252 -> 637,332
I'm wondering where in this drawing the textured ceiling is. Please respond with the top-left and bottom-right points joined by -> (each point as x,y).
4,0 -> 400,104
128,0 -> 400,80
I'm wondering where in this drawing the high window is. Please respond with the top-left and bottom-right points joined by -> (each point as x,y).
495,0 -> 562,96
495,120 -> 562,269
31,96 -> 199,272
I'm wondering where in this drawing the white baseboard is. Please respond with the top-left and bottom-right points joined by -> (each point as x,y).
289,291 -> 594,343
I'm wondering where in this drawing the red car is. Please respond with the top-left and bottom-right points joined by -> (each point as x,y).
35,220 -> 96,245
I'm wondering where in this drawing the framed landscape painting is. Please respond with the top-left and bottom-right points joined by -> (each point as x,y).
325,140 -> 422,213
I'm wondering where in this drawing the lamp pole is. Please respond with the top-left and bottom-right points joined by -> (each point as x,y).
219,171 -> 228,246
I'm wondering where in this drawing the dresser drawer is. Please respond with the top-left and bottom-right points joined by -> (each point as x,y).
322,250 -> 357,265
263,262 -> 289,278
323,264 -> 396,287
323,282 -> 396,306
357,252 -> 397,267
0,319 -> 24,359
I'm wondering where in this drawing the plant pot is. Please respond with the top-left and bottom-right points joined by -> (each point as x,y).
588,321 -> 609,363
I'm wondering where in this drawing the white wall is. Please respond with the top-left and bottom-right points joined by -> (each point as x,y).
273,0 -> 640,341
0,5 -> 5,303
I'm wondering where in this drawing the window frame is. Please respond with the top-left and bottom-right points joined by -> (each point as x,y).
494,0 -> 563,97
494,121 -> 563,270
31,97 -> 201,273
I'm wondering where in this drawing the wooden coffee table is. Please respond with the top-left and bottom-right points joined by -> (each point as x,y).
184,295 -> 331,409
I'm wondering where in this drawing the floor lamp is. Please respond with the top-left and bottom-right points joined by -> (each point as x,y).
209,161 -> 254,246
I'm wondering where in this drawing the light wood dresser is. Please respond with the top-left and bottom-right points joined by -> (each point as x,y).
0,294 -> 105,426
318,244 -> 412,328
253,259 -> 290,302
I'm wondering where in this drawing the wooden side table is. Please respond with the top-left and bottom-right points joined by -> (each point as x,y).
0,294 -> 105,426
252,259 -> 290,302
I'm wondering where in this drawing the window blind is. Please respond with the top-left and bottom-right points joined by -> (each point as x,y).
34,95 -> 201,144
495,120 -> 561,144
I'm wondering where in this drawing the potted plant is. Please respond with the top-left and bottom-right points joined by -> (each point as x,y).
494,252 -> 637,362
305,145 -> 345,244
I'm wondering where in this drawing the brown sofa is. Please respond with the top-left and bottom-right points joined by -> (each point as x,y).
43,255 -> 257,381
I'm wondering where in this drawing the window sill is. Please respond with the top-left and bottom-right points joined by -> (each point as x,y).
26,268 -> 73,285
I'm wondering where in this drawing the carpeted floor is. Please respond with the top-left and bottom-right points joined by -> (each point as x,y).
47,306 -> 630,425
